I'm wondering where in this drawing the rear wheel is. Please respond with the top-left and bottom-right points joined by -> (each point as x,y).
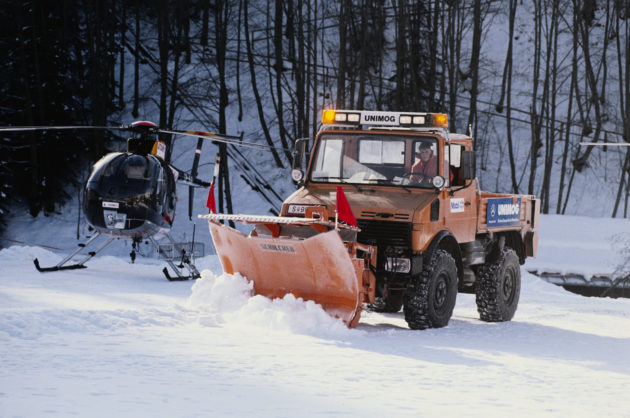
476,248 -> 521,322
403,250 -> 458,330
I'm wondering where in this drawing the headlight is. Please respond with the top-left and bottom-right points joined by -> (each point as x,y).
291,169 -> 303,182
385,257 -> 411,273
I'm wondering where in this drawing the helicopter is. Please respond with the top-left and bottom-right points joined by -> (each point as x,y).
0,120 -> 265,280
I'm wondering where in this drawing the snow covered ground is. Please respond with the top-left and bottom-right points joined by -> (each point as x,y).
1,214 -> 630,417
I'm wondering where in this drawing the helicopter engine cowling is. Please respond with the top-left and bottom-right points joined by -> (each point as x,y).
83,152 -> 175,240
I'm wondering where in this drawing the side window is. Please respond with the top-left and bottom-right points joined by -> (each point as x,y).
412,139 -> 438,179
449,144 -> 464,186
413,140 -> 438,164
312,138 -> 342,179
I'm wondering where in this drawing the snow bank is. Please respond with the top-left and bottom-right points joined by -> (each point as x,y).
188,270 -> 351,336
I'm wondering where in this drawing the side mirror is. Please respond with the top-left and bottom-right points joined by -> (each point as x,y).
292,137 -> 309,185
461,150 -> 476,180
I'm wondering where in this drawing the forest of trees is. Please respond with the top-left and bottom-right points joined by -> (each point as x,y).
1,0 -> 630,236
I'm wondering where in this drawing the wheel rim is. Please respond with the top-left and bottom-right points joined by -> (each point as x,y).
434,273 -> 448,309
502,267 -> 516,303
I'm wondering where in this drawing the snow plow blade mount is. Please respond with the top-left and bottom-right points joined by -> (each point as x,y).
203,214 -> 375,328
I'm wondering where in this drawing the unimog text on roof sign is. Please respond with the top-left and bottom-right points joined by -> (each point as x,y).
360,111 -> 399,125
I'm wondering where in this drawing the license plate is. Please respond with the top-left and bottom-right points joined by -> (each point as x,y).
287,204 -> 309,215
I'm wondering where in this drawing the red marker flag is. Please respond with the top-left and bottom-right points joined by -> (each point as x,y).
336,186 -> 357,227
206,182 -> 217,213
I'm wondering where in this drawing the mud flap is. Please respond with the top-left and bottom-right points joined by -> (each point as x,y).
208,221 -> 366,327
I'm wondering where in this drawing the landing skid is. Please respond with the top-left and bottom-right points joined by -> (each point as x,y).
151,235 -> 203,281
33,232 -> 202,282
33,232 -> 115,272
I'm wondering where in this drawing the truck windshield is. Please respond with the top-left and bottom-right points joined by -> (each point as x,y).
309,133 -> 438,188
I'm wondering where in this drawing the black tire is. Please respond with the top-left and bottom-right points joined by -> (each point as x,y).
403,249 -> 458,330
476,248 -> 521,322
369,289 -> 404,313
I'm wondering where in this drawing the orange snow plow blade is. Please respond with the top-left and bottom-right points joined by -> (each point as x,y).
202,214 -> 376,327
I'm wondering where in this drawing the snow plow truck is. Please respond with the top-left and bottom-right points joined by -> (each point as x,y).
201,110 -> 540,329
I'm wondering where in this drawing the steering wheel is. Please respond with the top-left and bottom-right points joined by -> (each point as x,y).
401,172 -> 431,183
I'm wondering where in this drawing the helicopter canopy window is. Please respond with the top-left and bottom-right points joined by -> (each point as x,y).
309,133 -> 436,187
125,155 -> 150,179
88,154 -> 161,198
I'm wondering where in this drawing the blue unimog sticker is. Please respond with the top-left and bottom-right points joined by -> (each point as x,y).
487,197 -> 521,227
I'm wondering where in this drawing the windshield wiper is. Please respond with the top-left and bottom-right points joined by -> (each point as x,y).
316,176 -> 362,192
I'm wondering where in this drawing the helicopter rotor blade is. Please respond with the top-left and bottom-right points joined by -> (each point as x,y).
0,125 -> 124,132
159,129 -> 272,152
1,124 -> 291,154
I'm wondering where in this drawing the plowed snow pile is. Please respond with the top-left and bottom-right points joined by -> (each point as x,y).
187,271 -> 350,336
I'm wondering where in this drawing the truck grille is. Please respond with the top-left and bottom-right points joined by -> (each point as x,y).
357,220 -> 411,248
361,211 -> 410,221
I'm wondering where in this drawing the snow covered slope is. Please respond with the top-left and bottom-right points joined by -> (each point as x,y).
1,214 -> 629,417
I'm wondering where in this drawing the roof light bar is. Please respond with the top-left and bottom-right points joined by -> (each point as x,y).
321,110 -> 448,129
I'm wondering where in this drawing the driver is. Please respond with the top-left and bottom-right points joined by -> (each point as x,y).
410,141 -> 437,184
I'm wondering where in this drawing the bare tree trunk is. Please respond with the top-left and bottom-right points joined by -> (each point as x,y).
558,4 -> 580,213
305,0 -> 311,138
157,0 -> 169,129
167,28 -> 181,130
132,0 -> 140,118
311,0 -> 318,140
613,10 -> 630,217
500,0 -> 519,193
236,0 -> 244,121
613,150 -> 630,217
296,0 -> 306,138
274,0 -> 291,161
393,0 -> 408,109
445,2 -> 464,130
571,0 -> 608,172
427,0 -> 440,110
616,1 -> 630,144
201,0 -> 209,46
118,3 -> 125,108
243,0 -> 285,168
216,0 -> 234,221
528,0 -> 543,195
468,0 -> 483,147
356,0 -> 369,109
336,0 -> 348,108
556,122 -> 569,213
541,0 -> 560,213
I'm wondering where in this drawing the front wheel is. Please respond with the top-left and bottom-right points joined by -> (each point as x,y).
475,248 -> 521,322
403,250 -> 458,330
